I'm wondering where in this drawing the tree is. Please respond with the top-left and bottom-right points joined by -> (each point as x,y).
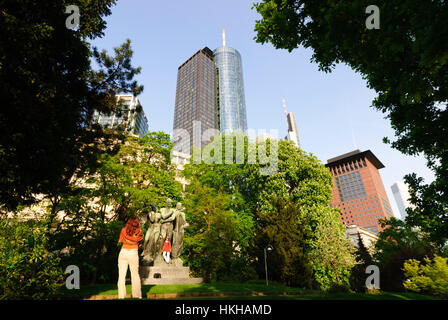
350,233 -> 374,292
255,197 -> 313,288
0,0 -> 143,211
252,0 -> 448,245
183,182 -> 242,282
403,255 -> 448,298
373,217 -> 437,292
184,135 -> 355,289
0,219 -> 64,299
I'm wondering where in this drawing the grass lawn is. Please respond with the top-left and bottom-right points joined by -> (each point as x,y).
57,281 -> 440,300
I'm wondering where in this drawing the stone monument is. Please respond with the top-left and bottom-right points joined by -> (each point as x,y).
140,199 -> 202,284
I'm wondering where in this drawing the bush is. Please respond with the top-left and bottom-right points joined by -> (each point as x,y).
403,255 -> 448,298
0,219 -> 64,299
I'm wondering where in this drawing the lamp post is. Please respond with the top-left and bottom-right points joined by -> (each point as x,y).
264,245 -> 273,286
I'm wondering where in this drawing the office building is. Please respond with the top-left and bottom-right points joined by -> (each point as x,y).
285,112 -> 300,148
391,181 -> 413,220
213,29 -> 248,134
172,47 -> 218,154
92,94 -> 149,136
325,149 -> 395,233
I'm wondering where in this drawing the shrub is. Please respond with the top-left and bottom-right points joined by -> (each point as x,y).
0,219 -> 64,299
403,255 -> 448,298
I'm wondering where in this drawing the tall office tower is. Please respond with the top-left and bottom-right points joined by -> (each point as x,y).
286,112 -> 300,148
92,94 -> 149,136
213,29 -> 248,133
325,150 -> 395,233
172,47 -> 218,155
391,181 -> 413,220
282,99 -> 300,148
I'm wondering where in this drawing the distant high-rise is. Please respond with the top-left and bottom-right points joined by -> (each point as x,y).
391,181 -> 413,220
92,94 -> 149,136
282,99 -> 300,148
213,29 -> 248,134
325,149 -> 395,233
172,47 -> 218,154
286,112 -> 300,148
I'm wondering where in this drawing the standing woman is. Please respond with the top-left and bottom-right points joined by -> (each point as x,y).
118,217 -> 144,299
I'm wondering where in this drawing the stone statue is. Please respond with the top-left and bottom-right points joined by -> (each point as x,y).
171,202 -> 189,261
158,198 -> 176,251
141,204 -> 162,265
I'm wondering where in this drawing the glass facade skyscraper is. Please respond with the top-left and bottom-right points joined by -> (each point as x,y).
172,47 -> 218,154
214,44 -> 248,133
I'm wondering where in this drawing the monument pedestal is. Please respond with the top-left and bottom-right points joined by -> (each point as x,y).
140,256 -> 203,285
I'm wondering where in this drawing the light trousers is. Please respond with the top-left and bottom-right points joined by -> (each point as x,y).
163,251 -> 170,264
117,248 -> 142,299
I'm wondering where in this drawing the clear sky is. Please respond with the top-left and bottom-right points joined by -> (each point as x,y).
91,0 -> 434,218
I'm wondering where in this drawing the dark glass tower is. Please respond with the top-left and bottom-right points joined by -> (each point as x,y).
213,29 -> 248,133
173,47 -> 218,154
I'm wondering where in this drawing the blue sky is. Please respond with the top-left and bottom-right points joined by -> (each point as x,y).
91,0 -> 434,218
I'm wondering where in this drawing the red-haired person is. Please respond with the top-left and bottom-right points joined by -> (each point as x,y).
118,217 -> 144,299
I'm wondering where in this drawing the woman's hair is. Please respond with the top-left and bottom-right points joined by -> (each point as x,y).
125,217 -> 141,236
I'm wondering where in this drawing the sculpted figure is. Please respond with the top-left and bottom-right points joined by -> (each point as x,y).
141,204 -> 161,265
158,198 -> 176,253
171,202 -> 189,260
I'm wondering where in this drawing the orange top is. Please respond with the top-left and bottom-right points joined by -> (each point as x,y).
118,227 -> 143,250
162,240 -> 171,253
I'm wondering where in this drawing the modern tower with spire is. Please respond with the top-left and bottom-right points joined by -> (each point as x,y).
172,30 -> 248,154
213,29 -> 248,133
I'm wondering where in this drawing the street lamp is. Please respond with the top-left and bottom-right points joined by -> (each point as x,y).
264,245 -> 273,286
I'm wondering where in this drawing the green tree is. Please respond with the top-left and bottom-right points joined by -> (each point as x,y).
255,197 -> 313,288
350,233 -> 374,292
0,0 -> 143,211
0,219 -> 64,299
374,217 -> 437,292
252,0 -> 448,246
183,182 -> 241,282
403,255 -> 448,298
184,135 -> 355,289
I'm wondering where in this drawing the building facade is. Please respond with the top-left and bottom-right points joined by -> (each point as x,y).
285,112 -> 300,148
92,94 -> 149,136
325,150 -> 395,233
391,181 -> 413,220
172,47 -> 218,155
213,30 -> 248,134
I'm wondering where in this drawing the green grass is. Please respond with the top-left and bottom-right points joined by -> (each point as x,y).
57,282 -> 441,300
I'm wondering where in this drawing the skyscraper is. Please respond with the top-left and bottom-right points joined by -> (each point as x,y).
325,149 -> 395,233
213,29 -> 248,133
286,112 -> 300,148
92,94 -> 149,136
391,181 -> 413,220
172,47 -> 218,154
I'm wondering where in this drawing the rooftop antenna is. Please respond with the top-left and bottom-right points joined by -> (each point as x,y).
222,28 -> 226,47
282,98 -> 288,118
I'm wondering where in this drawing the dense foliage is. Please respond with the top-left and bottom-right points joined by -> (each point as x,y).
350,233 -> 374,293
403,255 -> 448,298
0,0 -> 143,211
0,219 -> 64,299
183,135 -> 356,290
252,0 -> 448,246
373,218 -> 437,292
